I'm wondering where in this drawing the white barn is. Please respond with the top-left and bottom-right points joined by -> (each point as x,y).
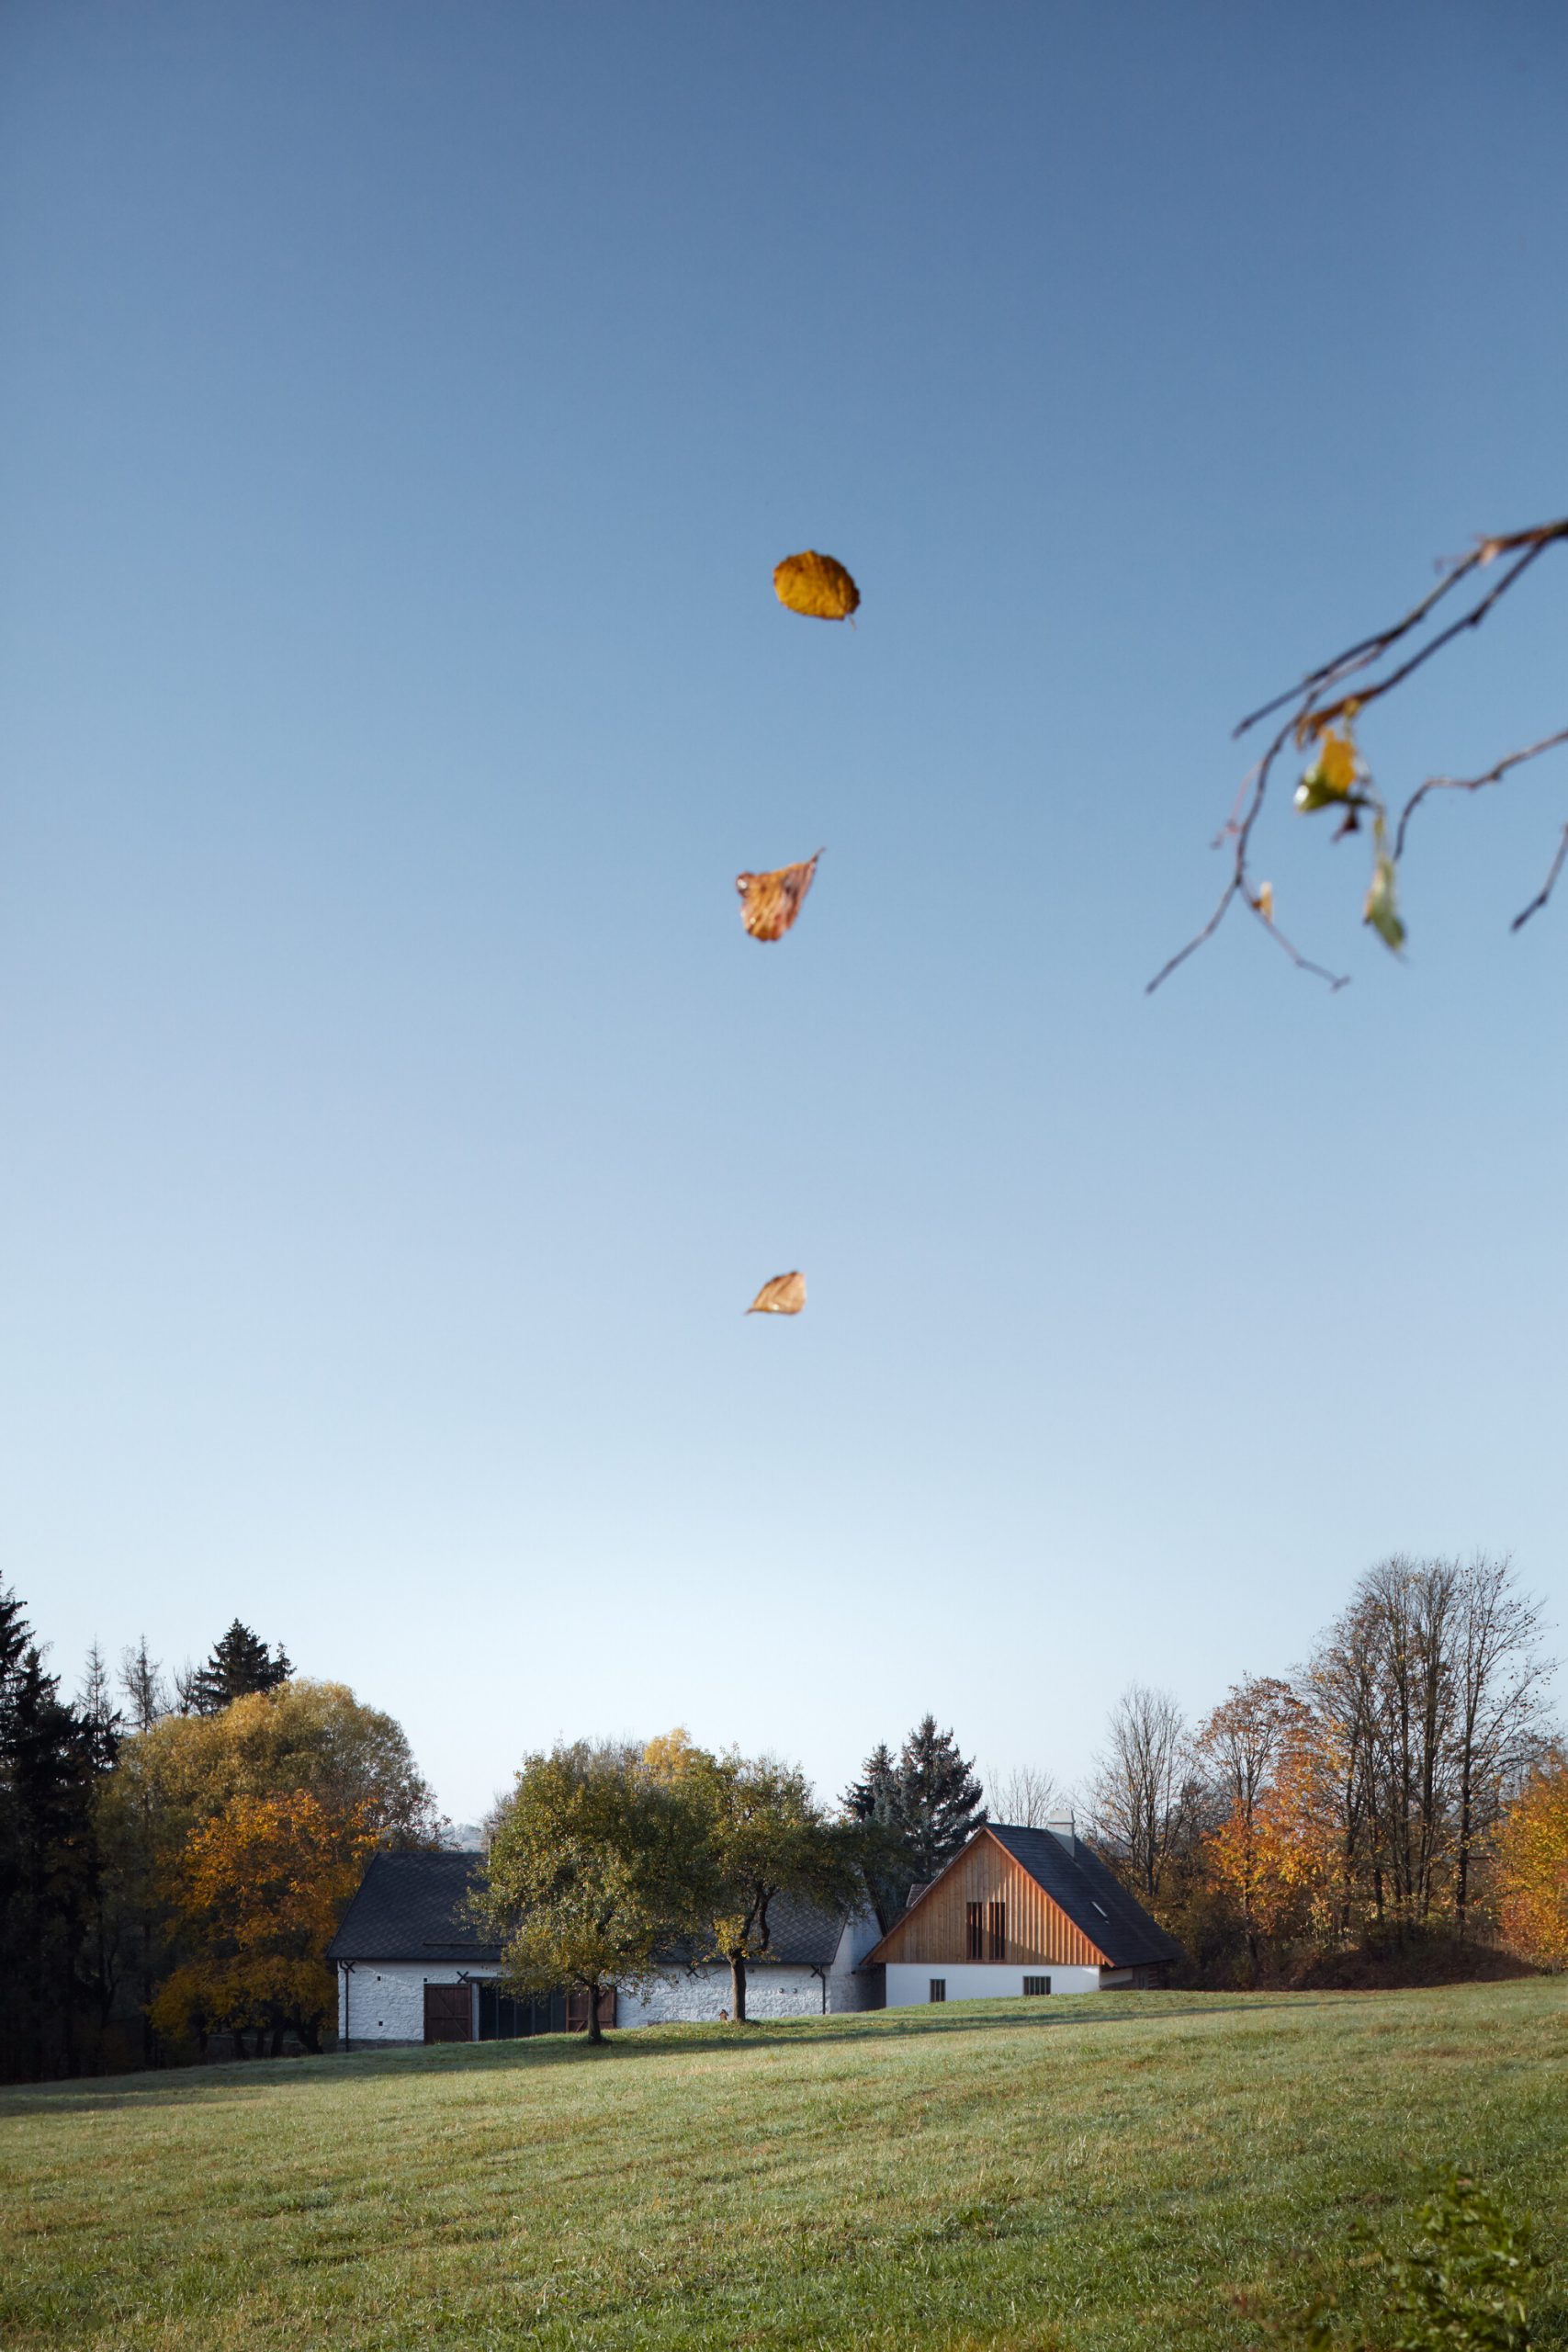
327,1850 -> 883,2046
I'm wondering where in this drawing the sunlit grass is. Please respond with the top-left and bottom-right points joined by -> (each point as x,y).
2,1982 -> 1564,2349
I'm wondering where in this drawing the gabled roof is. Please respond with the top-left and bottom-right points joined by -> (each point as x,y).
327,1852 -> 865,1973
985,1825 -> 1183,1969
328,1849 -> 498,1964
863,1824 -> 1183,1971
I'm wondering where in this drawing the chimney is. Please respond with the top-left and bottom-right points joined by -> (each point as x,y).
1044,1812 -> 1076,1849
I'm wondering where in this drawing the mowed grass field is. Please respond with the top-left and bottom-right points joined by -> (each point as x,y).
2,1982 -> 1564,2352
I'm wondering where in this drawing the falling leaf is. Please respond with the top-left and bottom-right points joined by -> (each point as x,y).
1363,851 -> 1405,953
1256,881 -> 1275,923
1295,727 -> 1362,814
747,1271 -> 806,1316
737,851 -> 823,943
773,550 -> 859,621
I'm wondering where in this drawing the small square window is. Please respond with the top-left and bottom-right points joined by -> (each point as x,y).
929,1978 -> 946,2003
1022,1975 -> 1052,1996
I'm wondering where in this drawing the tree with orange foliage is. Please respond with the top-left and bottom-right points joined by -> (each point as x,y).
1197,1677 -> 1313,1981
151,1791 -> 374,2057
1496,1749 -> 1568,1973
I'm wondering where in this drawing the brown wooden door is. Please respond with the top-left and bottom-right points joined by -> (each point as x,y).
423,1983 -> 471,2043
564,1985 -> 617,2032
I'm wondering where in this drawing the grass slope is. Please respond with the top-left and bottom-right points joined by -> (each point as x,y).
2,1983 -> 1564,2351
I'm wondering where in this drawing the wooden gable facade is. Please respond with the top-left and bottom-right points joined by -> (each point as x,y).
867,1828 -> 1111,1971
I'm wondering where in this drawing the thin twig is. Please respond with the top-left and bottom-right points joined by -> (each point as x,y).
1511,824 -> 1568,933
1394,727 -> 1568,860
1304,539 -> 1553,738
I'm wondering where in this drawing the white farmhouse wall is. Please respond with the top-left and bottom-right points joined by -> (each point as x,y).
615,1963 -> 825,2027
883,1962 -> 1101,2007
338,1962 -> 489,2043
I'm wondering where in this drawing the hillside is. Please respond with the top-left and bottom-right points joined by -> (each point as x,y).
2,1983 -> 1564,2350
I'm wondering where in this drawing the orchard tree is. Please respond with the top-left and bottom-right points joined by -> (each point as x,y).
481,1741 -> 704,2045
692,1749 -> 860,2024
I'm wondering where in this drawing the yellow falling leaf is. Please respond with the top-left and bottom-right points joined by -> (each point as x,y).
747,1271 -> 806,1316
736,851 -> 822,943
773,550 -> 859,621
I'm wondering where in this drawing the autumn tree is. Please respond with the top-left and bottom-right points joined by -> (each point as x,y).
480,1741 -> 704,2045
1496,1749 -> 1568,1972
151,1791 -> 374,2055
99,1678 -> 436,2064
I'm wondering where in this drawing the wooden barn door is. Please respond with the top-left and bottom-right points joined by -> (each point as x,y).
564,1986 -> 617,2032
423,1983 -> 472,2043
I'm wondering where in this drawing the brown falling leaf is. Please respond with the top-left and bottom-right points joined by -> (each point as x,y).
737,850 -> 823,942
773,550 -> 859,621
746,1271 -> 806,1316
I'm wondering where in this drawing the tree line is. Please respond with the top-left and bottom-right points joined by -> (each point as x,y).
1080,1555 -> 1563,1984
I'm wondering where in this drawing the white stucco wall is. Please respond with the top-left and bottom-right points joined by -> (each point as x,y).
883,1962 -> 1101,2007
339,1961 -> 479,2043
615,1962 -> 825,2027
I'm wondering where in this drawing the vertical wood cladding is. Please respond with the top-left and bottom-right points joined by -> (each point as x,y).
874,1832 -> 1110,1969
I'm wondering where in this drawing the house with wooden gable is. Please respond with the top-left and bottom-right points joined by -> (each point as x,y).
864,1819 -> 1182,2004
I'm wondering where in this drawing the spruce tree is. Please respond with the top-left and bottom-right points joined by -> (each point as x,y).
892,1715 -> 986,1882
186,1622 -> 293,1715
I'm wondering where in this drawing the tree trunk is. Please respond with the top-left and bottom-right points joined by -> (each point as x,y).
584,1981 -> 603,2045
729,1951 -> 748,2023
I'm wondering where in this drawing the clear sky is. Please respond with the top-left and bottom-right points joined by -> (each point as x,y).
4,2 -> 1566,1825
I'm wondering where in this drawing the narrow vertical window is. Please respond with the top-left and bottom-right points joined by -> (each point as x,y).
965,1901 -> 984,1960
930,1978 -> 946,2003
988,1900 -> 1007,1960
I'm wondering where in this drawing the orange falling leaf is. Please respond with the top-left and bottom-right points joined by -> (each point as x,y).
773,550 -> 859,621
747,1271 -> 806,1316
737,850 -> 823,942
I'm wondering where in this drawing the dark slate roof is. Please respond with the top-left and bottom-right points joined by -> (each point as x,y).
328,1852 -> 860,1972
327,1849 -> 499,1964
985,1825 -> 1185,1969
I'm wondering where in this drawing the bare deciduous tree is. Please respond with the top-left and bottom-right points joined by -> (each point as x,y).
1088,1683 -> 1197,1904
985,1763 -> 1062,1829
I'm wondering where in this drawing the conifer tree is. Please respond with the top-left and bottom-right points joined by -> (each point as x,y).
184,1623 -> 293,1716
892,1715 -> 986,1882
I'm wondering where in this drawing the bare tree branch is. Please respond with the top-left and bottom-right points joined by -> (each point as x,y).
1512,822 -> 1568,933
1151,518 -> 1568,991
1393,727 -> 1568,859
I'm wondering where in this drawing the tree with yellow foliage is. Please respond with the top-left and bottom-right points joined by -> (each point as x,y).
1496,1750 -> 1568,1972
151,1790 -> 374,2055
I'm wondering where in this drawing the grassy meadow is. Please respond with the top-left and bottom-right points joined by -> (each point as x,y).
2,1981 -> 1564,2351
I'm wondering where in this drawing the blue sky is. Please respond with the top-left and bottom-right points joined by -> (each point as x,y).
4,2 -> 1565,1822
